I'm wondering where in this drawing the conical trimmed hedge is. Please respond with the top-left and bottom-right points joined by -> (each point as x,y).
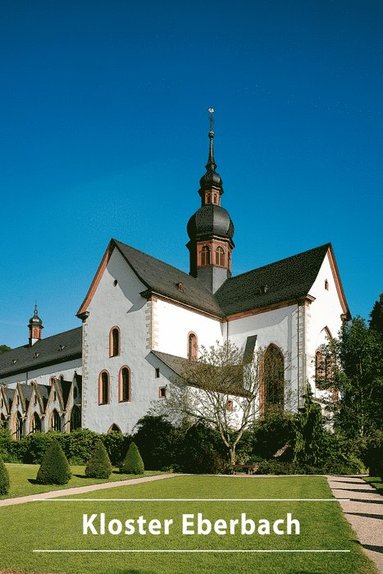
120,441 -> 144,475
36,438 -> 71,485
0,456 -> 10,495
85,440 -> 112,479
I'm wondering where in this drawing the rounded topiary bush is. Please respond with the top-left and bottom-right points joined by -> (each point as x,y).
0,456 -> 10,495
36,439 -> 72,485
85,440 -> 112,479
120,441 -> 144,475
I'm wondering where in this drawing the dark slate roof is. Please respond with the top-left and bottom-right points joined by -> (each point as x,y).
151,350 -> 249,397
113,240 -> 336,319
0,327 -> 82,379
151,350 -> 190,378
215,243 -> 331,316
114,240 -> 224,317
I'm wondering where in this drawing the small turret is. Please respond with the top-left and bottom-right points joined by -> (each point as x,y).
28,304 -> 43,346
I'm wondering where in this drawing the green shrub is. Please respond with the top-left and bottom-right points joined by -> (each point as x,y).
0,428 -> 12,457
133,416 -> 177,470
36,439 -> 72,485
0,456 -> 10,495
365,430 -> 383,477
85,440 -> 112,479
63,428 -> 99,464
101,431 -> 130,466
22,432 -> 54,464
120,441 -> 145,475
251,409 -> 295,460
176,423 -> 227,474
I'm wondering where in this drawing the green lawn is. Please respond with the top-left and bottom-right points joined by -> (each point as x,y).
1,463 -> 161,499
0,475 -> 377,574
364,476 -> 383,496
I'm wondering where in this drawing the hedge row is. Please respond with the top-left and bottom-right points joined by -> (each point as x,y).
0,413 -> 378,476
0,428 -> 129,466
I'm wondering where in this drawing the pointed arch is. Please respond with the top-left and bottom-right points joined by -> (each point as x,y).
187,332 -> 198,361
31,412 -> 42,433
50,409 -> 62,432
70,405 -> 81,430
119,366 -> 131,402
261,344 -> 284,413
201,245 -> 211,266
215,246 -> 225,266
15,411 -> 24,439
98,370 -> 110,405
109,326 -> 120,357
108,423 -> 121,433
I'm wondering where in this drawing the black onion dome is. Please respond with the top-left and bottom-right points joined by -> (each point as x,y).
187,204 -> 234,241
29,305 -> 43,326
199,168 -> 223,193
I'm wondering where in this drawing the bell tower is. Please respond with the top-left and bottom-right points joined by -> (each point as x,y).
186,109 -> 235,293
28,304 -> 43,346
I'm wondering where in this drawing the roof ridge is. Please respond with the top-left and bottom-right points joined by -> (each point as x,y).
113,238 -> 218,296
0,326 -> 82,356
222,242 -> 331,285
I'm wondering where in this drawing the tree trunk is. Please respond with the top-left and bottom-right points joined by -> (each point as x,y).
229,446 -> 237,466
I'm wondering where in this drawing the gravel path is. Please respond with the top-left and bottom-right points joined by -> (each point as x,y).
327,475 -> 383,573
0,473 -> 179,508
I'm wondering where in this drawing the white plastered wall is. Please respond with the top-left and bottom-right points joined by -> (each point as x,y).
305,251 -> 345,399
153,298 -> 223,358
82,248 -> 168,434
227,304 -> 302,411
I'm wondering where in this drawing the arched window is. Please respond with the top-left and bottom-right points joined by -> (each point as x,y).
16,412 -> 24,440
262,344 -> 284,412
50,409 -> 61,432
200,245 -> 210,266
188,333 -> 198,361
315,349 -> 335,388
31,413 -> 41,433
215,246 -> 225,266
119,367 -> 131,402
98,371 -> 110,405
109,327 -> 120,357
70,405 -> 81,430
108,423 -> 122,433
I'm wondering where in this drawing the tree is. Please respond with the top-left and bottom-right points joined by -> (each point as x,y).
154,340 -> 266,466
0,456 -> 10,495
85,440 -> 112,479
293,390 -> 326,467
0,345 -> 10,355
36,439 -> 72,484
326,316 -> 383,437
120,441 -> 145,475
133,415 -> 177,470
369,293 -> 383,335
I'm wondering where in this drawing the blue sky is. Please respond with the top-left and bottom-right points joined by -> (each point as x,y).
0,0 -> 382,348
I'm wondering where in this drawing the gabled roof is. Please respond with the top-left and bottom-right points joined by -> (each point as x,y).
77,239 -> 224,318
0,327 -> 82,379
150,350 -> 249,397
216,243 -> 334,316
77,239 -> 349,321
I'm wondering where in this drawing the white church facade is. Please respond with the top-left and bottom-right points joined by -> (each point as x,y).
0,121 -> 349,438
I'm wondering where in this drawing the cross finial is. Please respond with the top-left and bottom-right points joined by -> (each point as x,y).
208,107 -> 215,135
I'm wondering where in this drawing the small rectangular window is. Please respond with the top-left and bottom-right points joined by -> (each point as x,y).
155,368 -> 160,378
159,387 -> 166,399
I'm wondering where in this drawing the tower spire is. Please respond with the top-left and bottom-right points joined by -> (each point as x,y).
186,109 -> 235,293
206,107 -> 217,171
